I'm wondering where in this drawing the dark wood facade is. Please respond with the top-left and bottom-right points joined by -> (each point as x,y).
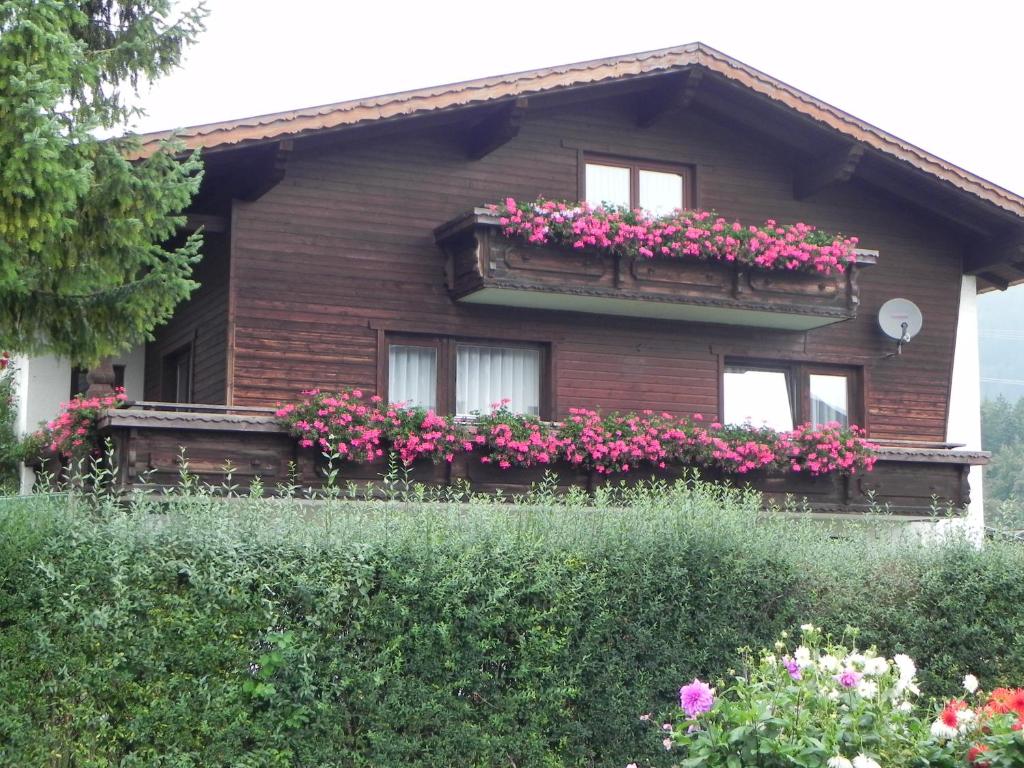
187,93 -> 962,443
129,46 -> 1024,511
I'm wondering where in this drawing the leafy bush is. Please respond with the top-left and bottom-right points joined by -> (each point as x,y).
0,353 -> 17,492
1,480 -> 1022,766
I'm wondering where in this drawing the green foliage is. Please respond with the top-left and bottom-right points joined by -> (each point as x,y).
0,357 -> 16,492
981,396 -> 1024,529
1,483 -> 1023,766
0,0 -> 207,364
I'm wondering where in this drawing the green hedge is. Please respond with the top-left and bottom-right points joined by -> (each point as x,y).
0,483 -> 1022,767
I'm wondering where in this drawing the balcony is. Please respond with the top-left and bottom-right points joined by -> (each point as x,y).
435,209 -> 876,330
28,403 -> 980,517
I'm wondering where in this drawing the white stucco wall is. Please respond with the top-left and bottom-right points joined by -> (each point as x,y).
945,274 -> 984,533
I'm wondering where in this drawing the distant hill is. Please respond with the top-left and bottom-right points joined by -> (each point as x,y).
979,286 -> 1024,403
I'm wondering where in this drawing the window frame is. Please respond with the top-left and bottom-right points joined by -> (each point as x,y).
582,154 -> 692,212
722,358 -> 862,429
382,333 -> 551,419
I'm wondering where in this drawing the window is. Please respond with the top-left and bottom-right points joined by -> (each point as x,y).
456,344 -> 541,417
584,157 -> 688,215
724,361 -> 860,430
70,365 -> 125,399
388,344 -> 438,409
162,345 -> 192,404
385,335 -> 546,418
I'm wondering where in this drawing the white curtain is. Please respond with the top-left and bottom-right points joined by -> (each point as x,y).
456,345 -> 540,417
724,368 -> 794,431
389,345 -> 437,409
585,163 -> 630,209
638,169 -> 683,215
809,374 -> 849,427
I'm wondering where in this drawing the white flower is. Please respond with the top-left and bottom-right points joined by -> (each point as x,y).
763,654 -> 777,667
893,654 -> 917,696
963,674 -> 979,694
893,654 -> 916,681
845,652 -> 866,669
801,623 -> 817,632
819,654 -> 841,673
930,719 -> 958,741
794,645 -> 813,668
897,701 -> 913,713
852,755 -> 881,768
956,708 -> 976,731
663,737 -> 672,750
828,758 -> 853,768
863,656 -> 888,676
857,680 -> 879,699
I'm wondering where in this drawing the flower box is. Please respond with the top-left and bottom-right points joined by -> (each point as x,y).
435,209 -> 876,330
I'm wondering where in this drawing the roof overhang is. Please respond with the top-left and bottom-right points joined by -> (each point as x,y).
136,42 -> 1024,288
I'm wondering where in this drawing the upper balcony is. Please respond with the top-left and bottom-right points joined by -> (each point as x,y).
435,209 -> 877,331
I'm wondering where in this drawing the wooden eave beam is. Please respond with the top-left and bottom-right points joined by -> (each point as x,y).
794,144 -> 865,199
466,97 -> 528,160
238,139 -> 294,201
636,68 -> 704,128
976,271 -> 1011,291
182,213 -> 228,234
964,237 -> 1024,275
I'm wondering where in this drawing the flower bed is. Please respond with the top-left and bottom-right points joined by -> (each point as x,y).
651,625 -> 1024,768
275,388 -> 877,479
491,197 -> 861,275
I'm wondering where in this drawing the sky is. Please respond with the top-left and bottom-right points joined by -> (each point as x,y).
132,0 -> 1024,198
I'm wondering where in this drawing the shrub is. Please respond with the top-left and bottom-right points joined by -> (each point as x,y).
2,481 -> 1022,766
0,352 -> 17,492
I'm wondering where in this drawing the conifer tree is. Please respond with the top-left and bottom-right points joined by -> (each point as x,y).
0,0 -> 207,363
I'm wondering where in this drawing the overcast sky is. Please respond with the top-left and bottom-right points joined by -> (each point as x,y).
132,0 -> 1024,198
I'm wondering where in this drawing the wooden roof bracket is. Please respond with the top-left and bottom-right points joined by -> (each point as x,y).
794,143 -> 865,199
636,67 -> 704,128
964,237 -> 1024,278
239,139 -> 294,201
466,97 -> 528,159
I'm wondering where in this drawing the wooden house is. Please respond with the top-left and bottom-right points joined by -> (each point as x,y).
25,43 -> 1024,517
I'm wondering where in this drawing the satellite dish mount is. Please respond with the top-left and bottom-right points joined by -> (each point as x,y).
878,298 -> 923,357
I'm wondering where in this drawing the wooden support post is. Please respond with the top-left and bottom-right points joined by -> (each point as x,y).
85,357 -> 116,397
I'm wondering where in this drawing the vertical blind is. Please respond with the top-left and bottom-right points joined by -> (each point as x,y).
585,163 -> 630,208
809,374 -> 849,427
456,345 -> 541,417
388,345 -> 437,409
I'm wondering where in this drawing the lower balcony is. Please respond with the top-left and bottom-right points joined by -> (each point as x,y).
47,403 -> 989,517
435,209 -> 876,331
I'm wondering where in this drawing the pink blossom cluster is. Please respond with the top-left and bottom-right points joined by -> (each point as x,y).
386,407 -> 476,465
276,389 -> 878,477
275,388 -> 387,464
491,197 -> 860,275
474,401 -> 564,469
781,422 -> 878,475
561,408 -> 671,474
44,389 -> 129,458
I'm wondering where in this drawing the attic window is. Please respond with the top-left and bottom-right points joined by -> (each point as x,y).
584,157 -> 688,215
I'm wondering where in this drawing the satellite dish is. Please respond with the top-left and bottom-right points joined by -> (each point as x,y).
878,298 -> 923,354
